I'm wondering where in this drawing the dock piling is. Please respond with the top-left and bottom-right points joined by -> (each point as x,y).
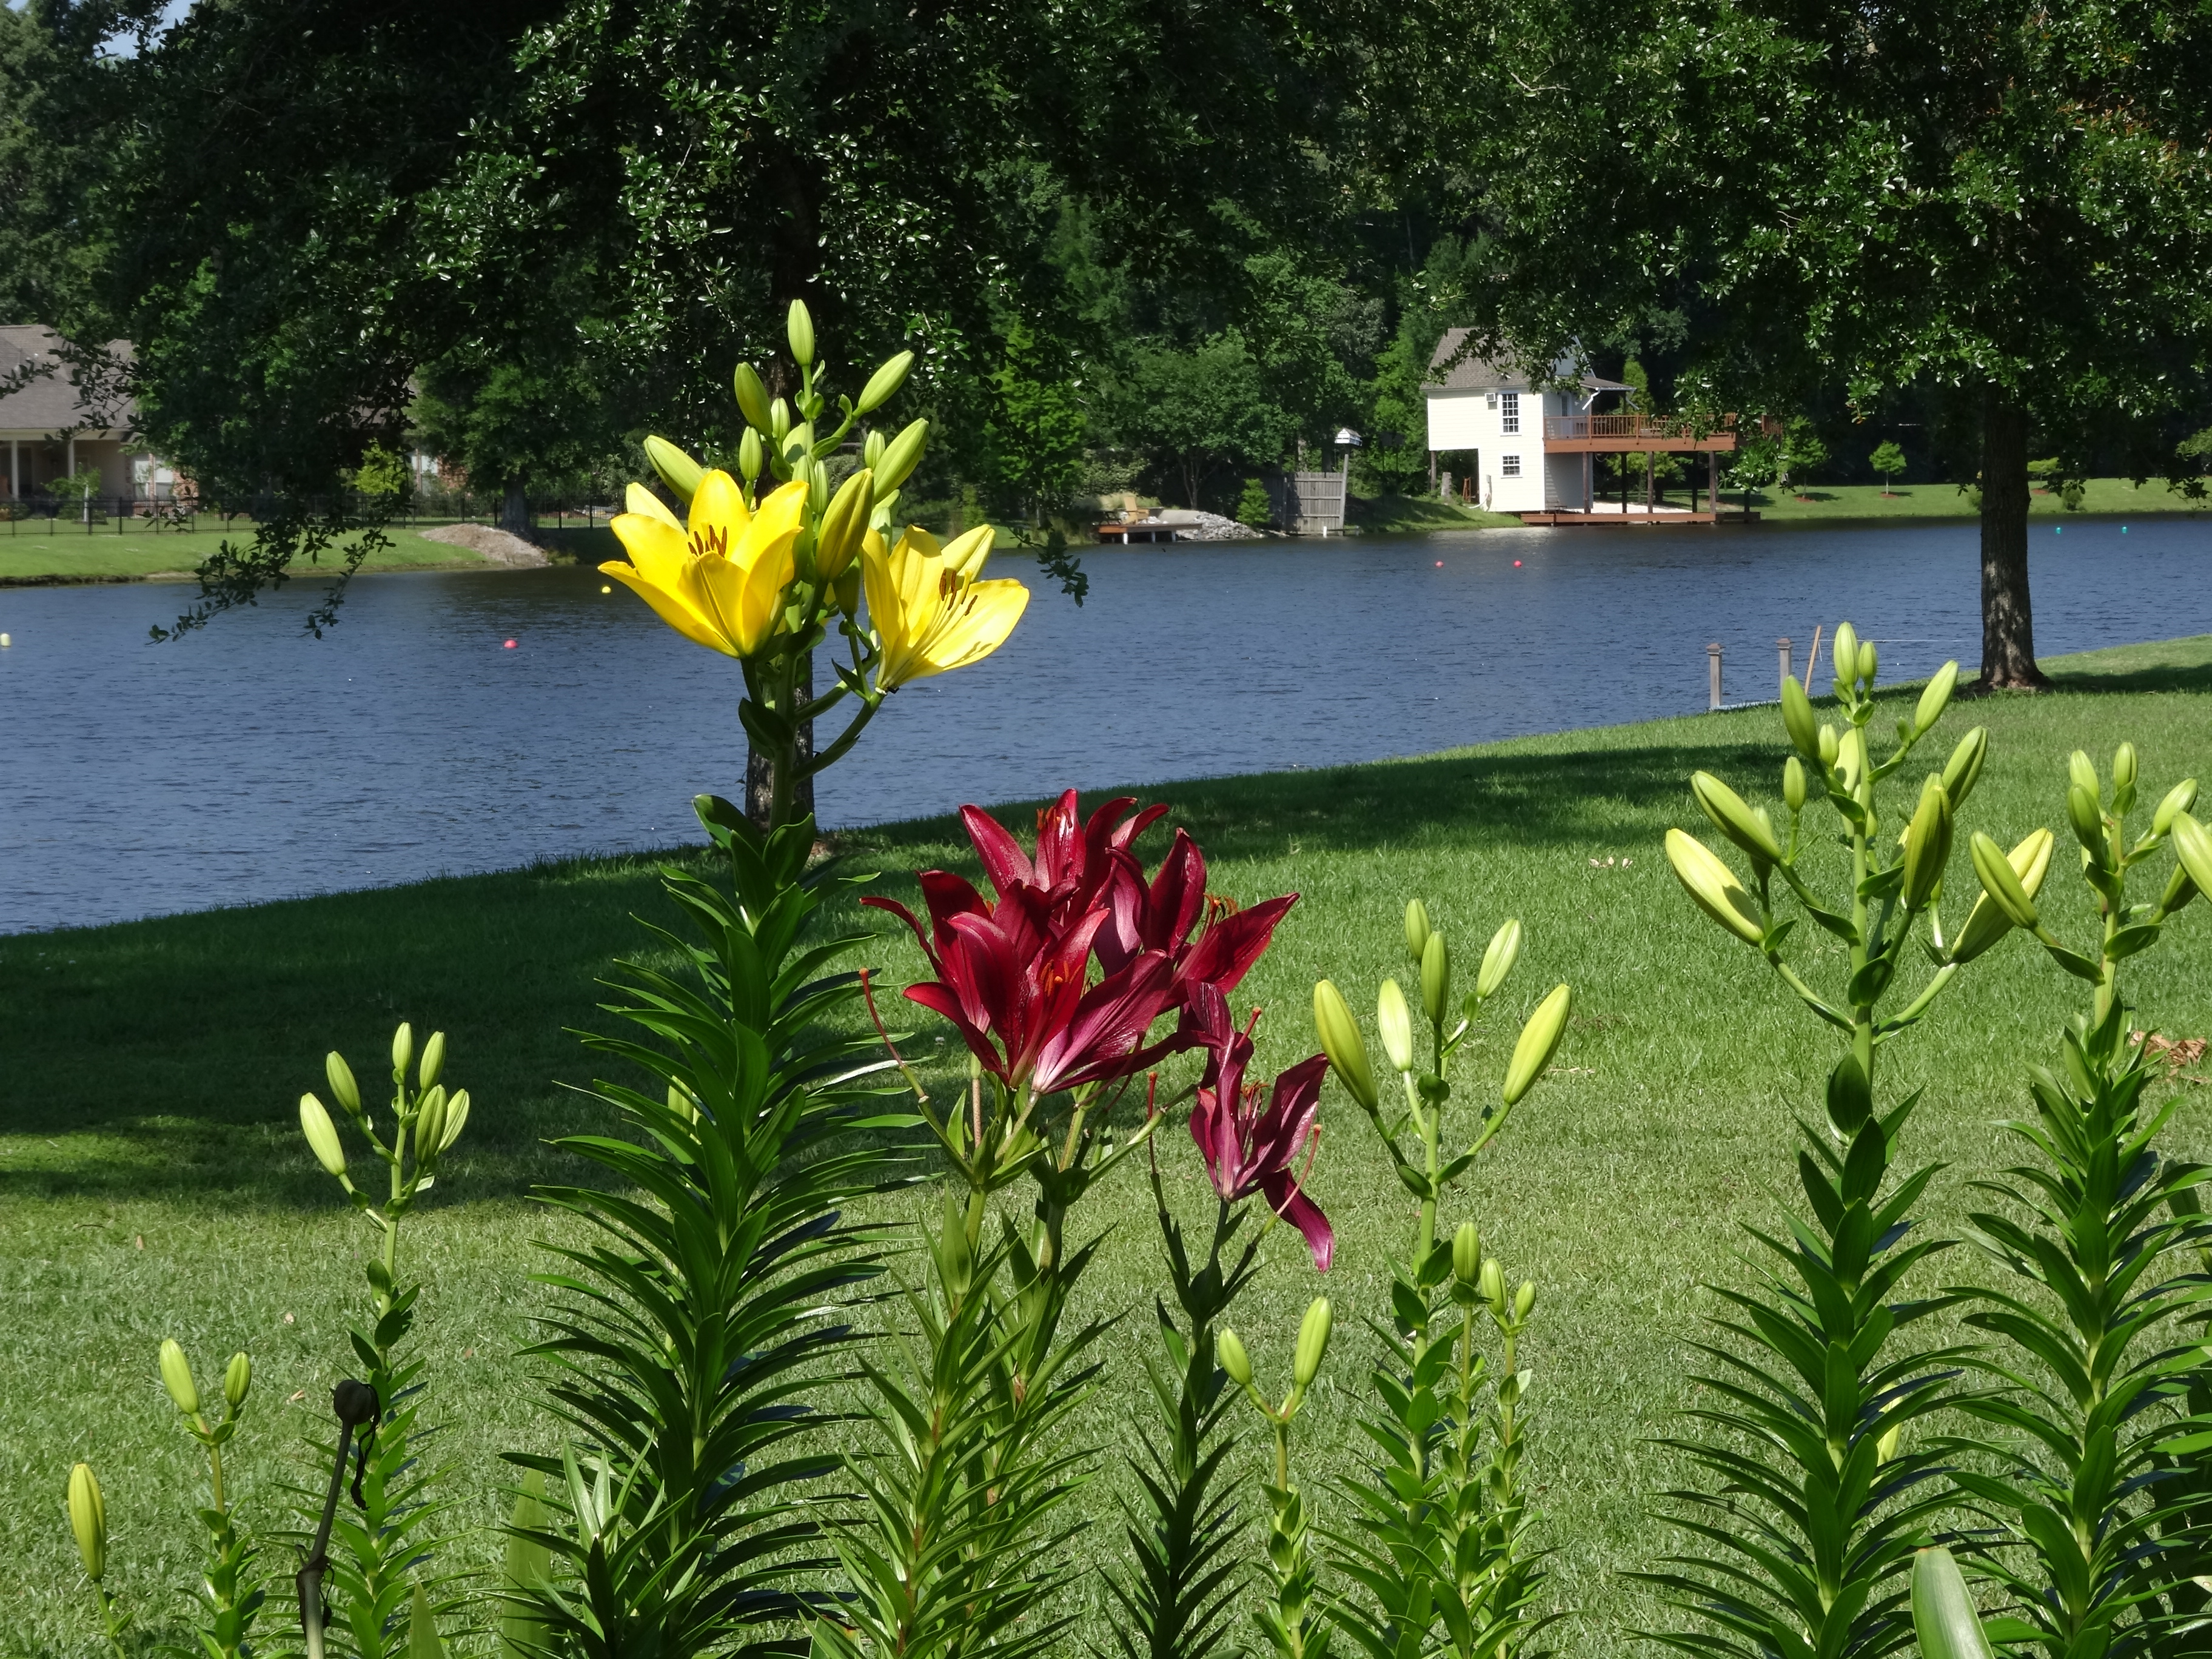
1708,642 -> 1724,711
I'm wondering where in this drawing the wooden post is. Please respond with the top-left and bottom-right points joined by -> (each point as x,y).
1777,637 -> 1793,691
1709,451 -> 1719,517
1708,642 -> 1724,711
1646,451 -> 1655,515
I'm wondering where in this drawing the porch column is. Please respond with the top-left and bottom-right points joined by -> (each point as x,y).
8,437 -> 16,500
66,435 -> 75,478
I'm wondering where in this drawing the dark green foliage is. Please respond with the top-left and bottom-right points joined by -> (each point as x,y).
516,798 -> 905,1657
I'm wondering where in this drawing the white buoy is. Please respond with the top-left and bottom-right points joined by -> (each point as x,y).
0,633 -> 11,647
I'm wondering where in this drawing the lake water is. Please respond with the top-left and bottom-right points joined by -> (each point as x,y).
2,518 -> 2208,934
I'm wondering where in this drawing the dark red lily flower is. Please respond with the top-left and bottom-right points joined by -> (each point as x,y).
1092,826 -> 1297,1011
1185,984 -> 1333,1270
964,789 -> 1169,930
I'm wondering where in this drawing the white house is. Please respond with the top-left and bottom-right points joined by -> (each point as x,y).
1423,329 -> 1631,514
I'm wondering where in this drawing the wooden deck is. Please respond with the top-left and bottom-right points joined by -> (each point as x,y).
1541,413 -> 1744,454
1518,507 -> 1763,526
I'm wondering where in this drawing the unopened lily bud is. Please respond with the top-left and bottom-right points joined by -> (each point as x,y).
1950,829 -> 2054,963
1452,1222 -> 1481,1285
1877,1423 -> 1901,1464
768,398 -> 792,443
1831,623 -> 1860,694
2113,742 -> 2139,803
2172,814 -> 2212,901
857,350 -> 914,415
1514,1281 -> 1536,1321
871,418 -> 930,497
1377,979 -> 1415,1074
392,1022 -> 415,1079
2160,859 -> 2199,917
1665,829 -> 1764,946
1783,756 -> 1807,813
1857,639 -> 1877,686
1475,919 -> 1522,1001
438,1088 -> 471,1153
326,1051 -> 361,1114
159,1338 -> 199,1416
1691,771 -> 1782,866
1940,726 -> 1989,809
417,1030 -> 446,1091
2067,783 -> 2105,858
816,468 -> 874,581
1900,775 -> 1953,910
738,427 -> 764,486
1913,661 -> 1959,734
1478,1258 -> 1506,1312
1404,898 -> 1432,964
1780,675 -> 1821,761
1313,980 -> 1378,1111
642,436 -> 703,504
300,1093 -> 347,1178
1971,831 -> 2042,929
1837,726 -> 1868,794
2154,779 -> 2199,837
2069,749 -> 2100,799
1293,1298 -> 1333,1389
224,1352 -> 252,1412
1217,1327 -> 1253,1388
1503,984 -> 1574,1105
1818,725 -> 1840,769
732,361 -> 773,432
786,298 -> 816,368
67,1462 -> 106,1581
834,567 -> 860,617
863,428 -> 887,469
415,1086 -> 448,1165
1420,933 -> 1450,1027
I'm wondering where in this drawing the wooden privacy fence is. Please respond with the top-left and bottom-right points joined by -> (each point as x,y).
1266,471 -> 1347,534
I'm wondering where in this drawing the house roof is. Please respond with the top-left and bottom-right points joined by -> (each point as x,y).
1426,328 -> 1632,394
0,326 -> 137,434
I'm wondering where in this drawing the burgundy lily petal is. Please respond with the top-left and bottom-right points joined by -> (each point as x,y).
860,893 -> 933,954
1259,1173 -> 1335,1271
1031,791 -> 1084,893
903,982 -> 1007,1081
1176,894 -> 1299,998
960,805 -> 1034,899
1247,1052 -> 1329,1169
1035,951 -> 1178,1094
916,869 -> 994,950
1146,830 -> 1210,953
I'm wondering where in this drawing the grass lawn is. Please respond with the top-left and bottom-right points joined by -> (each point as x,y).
9,635 -> 2212,1651
0,519 -> 523,583
1718,476 -> 2212,521
1350,491 -> 1527,532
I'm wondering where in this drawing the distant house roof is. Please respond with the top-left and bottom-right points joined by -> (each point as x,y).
1427,329 -> 1632,394
0,326 -> 137,435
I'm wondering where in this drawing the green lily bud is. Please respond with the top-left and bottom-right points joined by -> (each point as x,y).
300,1093 -> 347,1178
1901,775 -> 1954,910
815,468 -> 874,583
326,1051 -> 361,1115
2113,742 -> 2139,811
1817,725 -> 1839,771
834,568 -> 861,617
1914,661 -> 1959,734
2153,779 -> 2199,837
418,1030 -> 446,1091
1475,919 -> 1522,1000
1293,1298 -> 1333,1389
872,418 -> 930,497
786,299 -> 816,369
642,436 -> 703,505
392,1021 -> 415,1079
415,1086 -> 448,1165
1951,829 -> 2054,962
1478,1258 -> 1506,1312
159,1338 -> 199,1416
1691,771 -> 1782,866
1857,638 -> 1878,686
857,350 -> 915,415
738,427 -> 764,488
224,1352 -> 251,1413
1404,897 -> 1432,964
2068,749 -> 2099,799
2159,858 -> 2198,917
1217,1327 -> 1253,1389
1837,726 -> 1868,794
1503,983 -> 1574,1105
2172,814 -> 2212,900
67,1461 -> 106,1581
438,1088 -> 471,1154
1420,932 -> 1451,1027
1514,1280 -> 1536,1321
1780,675 -> 1821,761
732,361 -> 773,432
1452,1221 -> 1481,1285
1783,756 -> 1808,813
863,428 -> 887,469
768,398 -> 792,444
1313,981 -> 1379,1111
1831,622 -> 1860,694
785,423 -> 816,474
1377,978 -> 1415,1074
1940,726 -> 1990,809
1971,831 -> 2041,929
2067,783 -> 2105,859
1665,829 -> 1765,945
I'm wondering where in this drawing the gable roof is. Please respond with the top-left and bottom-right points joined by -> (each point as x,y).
1427,328 -> 1632,394
0,326 -> 137,434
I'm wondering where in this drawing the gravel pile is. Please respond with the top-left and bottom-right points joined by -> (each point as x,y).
1168,511 -> 1264,541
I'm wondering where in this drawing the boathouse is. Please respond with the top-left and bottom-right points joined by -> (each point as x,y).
1423,329 -> 1744,523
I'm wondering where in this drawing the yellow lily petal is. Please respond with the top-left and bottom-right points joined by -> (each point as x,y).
899,525 -> 942,561
609,512 -> 692,592
942,526 -> 993,581
625,481 -> 683,532
601,561 -> 737,656
688,469 -> 752,551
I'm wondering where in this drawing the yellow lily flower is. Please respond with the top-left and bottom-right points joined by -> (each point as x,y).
600,471 -> 808,657
864,524 -> 1029,689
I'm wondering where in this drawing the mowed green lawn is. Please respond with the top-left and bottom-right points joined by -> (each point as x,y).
1733,476 -> 2212,521
8,636 -> 2212,1654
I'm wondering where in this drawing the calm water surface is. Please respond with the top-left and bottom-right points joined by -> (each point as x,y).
3,518 -> 2207,933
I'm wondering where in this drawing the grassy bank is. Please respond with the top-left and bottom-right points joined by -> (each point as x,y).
1726,475 -> 2212,521
8,636 -> 2212,1652
0,521 -> 522,583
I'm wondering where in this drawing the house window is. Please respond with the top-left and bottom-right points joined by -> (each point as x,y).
1501,391 -> 1520,434
1501,455 -> 1521,477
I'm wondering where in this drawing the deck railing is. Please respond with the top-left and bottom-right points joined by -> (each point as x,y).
1543,412 -> 1745,442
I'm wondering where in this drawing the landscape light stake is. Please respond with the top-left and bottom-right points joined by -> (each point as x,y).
296,1378 -> 379,1659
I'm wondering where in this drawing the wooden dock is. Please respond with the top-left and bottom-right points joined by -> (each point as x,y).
1518,508 -> 1761,526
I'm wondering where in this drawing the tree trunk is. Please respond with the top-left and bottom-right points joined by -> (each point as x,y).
500,480 -> 532,541
745,649 -> 816,830
1973,389 -> 2049,691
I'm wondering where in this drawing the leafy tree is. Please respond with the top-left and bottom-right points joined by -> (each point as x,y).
1869,440 -> 1906,493
979,321 -> 1089,524
1118,333 -> 1298,509
1777,419 -> 1828,496
1235,477 -> 1273,528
